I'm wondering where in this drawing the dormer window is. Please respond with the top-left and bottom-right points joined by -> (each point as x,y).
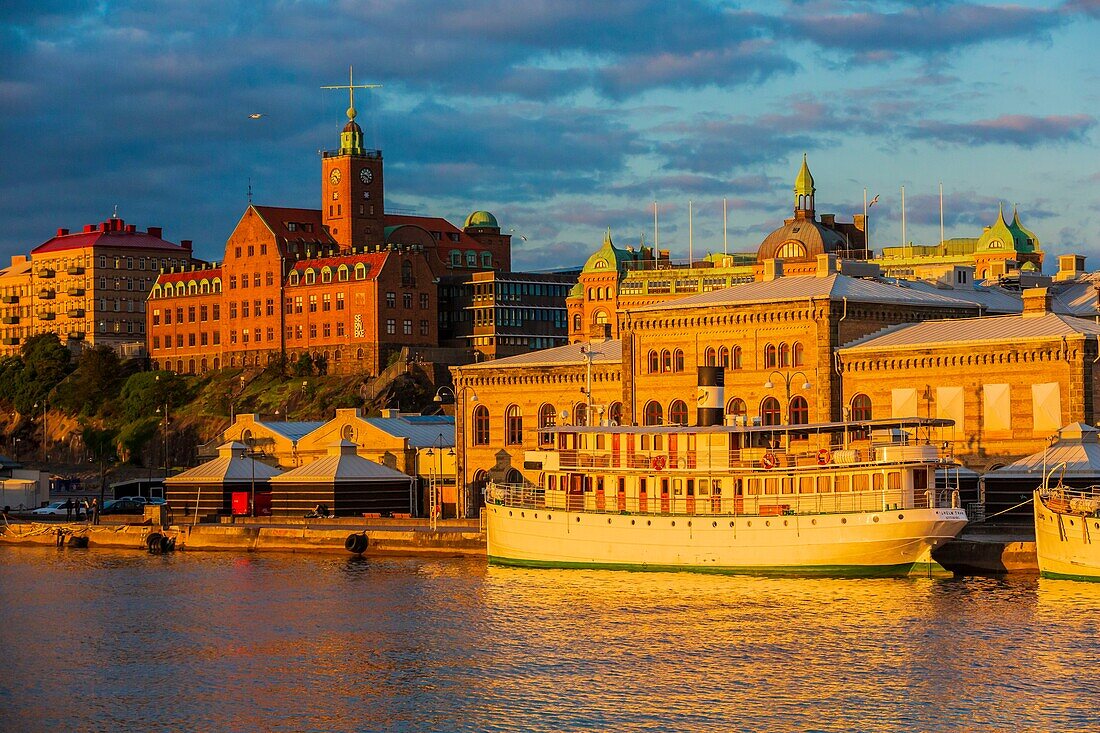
287,222 -> 297,232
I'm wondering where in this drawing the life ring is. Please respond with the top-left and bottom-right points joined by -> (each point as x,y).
651,455 -> 667,471
761,453 -> 778,470
817,448 -> 831,465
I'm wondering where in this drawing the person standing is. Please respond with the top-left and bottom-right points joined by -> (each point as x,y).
81,499 -> 91,521
91,498 -> 100,525
64,498 -> 72,521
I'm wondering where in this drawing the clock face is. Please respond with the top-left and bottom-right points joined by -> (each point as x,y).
360,167 -> 373,184
329,168 -> 341,185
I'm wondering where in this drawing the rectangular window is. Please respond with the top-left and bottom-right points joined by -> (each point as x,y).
200,332 -> 208,346
420,293 -> 429,309
242,329 -> 249,344
212,304 -> 220,320
229,303 -> 238,319
175,307 -> 182,322
403,293 -> 412,308
240,273 -> 248,289
266,299 -> 274,316
309,324 -> 317,338
188,333 -> 196,347
152,335 -> 160,349
309,295 -> 317,313
386,292 -> 396,308
336,322 -> 345,337
213,331 -> 220,345
294,296 -> 303,314
176,334 -> 183,348
403,319 -> 412,335
242,301 -> 250,318
229,330 -> 237,344
200,305 -> 208,322
322,294 -> 331,312
420,319 -> 429,335
386,319 -> 396,334
322,323 -> 331,338
266,328 -> 273,342
285,297 -> 293,315
152,310 -> 160,326
254,273 -> 260,287
229,275 -> 236,289
336,293 -> 345,311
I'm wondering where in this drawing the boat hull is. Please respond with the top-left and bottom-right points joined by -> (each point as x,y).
1034,491 -> 1100,582
486,504 -> 968,577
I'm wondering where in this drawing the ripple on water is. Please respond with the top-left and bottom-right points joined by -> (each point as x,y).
0,548 -> 1097,733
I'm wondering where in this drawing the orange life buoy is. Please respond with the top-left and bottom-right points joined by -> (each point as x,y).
651,454 -> 667,471
761,453 -> 777,470
817,448 -> 831,465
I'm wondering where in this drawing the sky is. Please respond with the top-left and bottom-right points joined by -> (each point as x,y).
1,1 -> 1098,272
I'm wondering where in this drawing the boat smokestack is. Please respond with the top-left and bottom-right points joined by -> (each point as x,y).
697,366 -> 724,427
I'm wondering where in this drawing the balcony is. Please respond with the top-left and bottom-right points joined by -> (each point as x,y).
67,287 -> 85,296
2,337 -> 19,346
2,295 -> 18,304
2,316 -> 18,325
67,308 -> 85,318
67,266 -> 85,275
38,269 -> 56,279
39,311 -> 56,321
68,331 -> 85,341
39,289 -> 56,300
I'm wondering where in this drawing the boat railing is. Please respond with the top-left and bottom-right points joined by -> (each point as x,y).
1040,485 -> 1100,516
486,483 -> 960,516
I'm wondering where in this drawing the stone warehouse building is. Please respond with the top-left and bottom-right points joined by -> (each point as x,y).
146,103 -> 525,375
0,216 -> 197,356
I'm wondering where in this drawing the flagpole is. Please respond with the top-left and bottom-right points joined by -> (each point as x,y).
688,200 -> 693,266
901,185 -> 906,250
653,201 -> 659,267
723,198 -> 728,256
863,188 -> 868,256
939,181 -> 945,250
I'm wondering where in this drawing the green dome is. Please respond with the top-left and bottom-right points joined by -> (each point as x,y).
581,228 -> 633,274
464,211 -> 499,229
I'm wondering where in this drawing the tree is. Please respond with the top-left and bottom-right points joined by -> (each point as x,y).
12,334 -> 73,413
53,345 -> 128,415
119,371 -> 191,422
82,424 -> 119,504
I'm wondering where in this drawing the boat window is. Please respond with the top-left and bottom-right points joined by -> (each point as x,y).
874,473 -> 885,491
639,477 -> 647,494
781,478 -> 793,494
661,478 -> 670,495
888,472 -> 901,490
746,478 -> 759,496
686,479 -> 694,496
596,433 -> 605,450
618,477 -> 625,493
914,469 -> 928,491
835,475 -> 849,493
764,478 -> 778,495
641,434 -> 650,450
817,475 -> 832,493
699,479 -> 710,495
673,479 -> 683,496
548,475 -> 557,491
654,434 -> 664,451
596,476 -> 604,493
853,474 -> 869,492
799,476 -> 815,494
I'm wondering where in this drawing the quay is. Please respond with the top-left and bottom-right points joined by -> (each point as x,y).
0,516 -> 486,556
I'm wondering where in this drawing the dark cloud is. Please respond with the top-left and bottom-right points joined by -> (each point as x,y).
910,114 -> 1096,147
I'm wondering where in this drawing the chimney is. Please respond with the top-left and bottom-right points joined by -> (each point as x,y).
819,213 -> 835,227
696,367 -> 724,427
816,254 -> 838,277
1021,287 -> 1052,317
763,258 -> 784,281
1055,254 -> 1086,282
381,409 -> 399,418
147,226 -> 163,239
83,224 -> 95,233
56,228 -> 68,237
125,224 -> 136,233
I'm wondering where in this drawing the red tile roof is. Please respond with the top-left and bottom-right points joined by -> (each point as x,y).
32,222 -> 187,255
289,251 -> 389,280
157,266 -> 222,284
252,206 -> 336,246
386,214 -> 482,248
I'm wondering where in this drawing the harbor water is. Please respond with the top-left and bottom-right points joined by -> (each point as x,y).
1,548 -> 1097,733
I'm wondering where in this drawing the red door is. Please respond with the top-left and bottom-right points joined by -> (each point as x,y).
612,433 -> 621,468
660,478 -> 670,514
568,474 -> 584,511
231,492 -> 250,516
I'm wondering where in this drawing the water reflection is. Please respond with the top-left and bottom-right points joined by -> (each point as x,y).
1,548 -> 1097,733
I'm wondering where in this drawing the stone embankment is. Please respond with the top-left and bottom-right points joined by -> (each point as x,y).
0,517 -> 486,556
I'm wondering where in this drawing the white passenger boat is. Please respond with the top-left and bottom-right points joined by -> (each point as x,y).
1034,487 -> 1100,582
486,417 -> 968,576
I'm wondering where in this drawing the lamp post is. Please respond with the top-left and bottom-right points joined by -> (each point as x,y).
241,438 -> 257,517
156,403 -> 169,479
425,431 -> 455,523
434,384 -> 476,518
33,400 -> 46,463
763,370 -> 811,425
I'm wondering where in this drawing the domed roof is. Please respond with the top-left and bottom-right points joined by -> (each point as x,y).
343,119 -> 363,134
756,219 -> 846,262
463,211 -> 499,229
582,229 -> 633,274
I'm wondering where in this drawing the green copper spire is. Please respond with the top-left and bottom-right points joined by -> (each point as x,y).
793,153 -> 815,215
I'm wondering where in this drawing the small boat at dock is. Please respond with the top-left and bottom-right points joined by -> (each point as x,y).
1034,487 -> 1100,582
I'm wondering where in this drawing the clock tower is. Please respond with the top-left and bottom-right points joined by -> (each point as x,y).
321,93 -> 385,249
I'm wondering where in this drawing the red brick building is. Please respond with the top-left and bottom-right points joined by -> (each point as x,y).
148,105 -> 511,374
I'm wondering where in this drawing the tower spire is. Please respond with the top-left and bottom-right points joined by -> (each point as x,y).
322,67 -> 383,155
793,153 -> 815,218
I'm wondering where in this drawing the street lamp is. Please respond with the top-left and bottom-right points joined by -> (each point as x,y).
763,370 -> 811,425
240,438 -> 257,517
434,384 -> 476,518
155,403 -> 170,479
425,431 -> 456,522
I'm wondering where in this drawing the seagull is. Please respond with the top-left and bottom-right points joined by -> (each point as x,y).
248,113 -> 264,119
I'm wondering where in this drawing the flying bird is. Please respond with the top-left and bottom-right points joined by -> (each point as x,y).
248,113 -> 264,119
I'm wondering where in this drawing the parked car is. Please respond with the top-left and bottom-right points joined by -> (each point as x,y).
115,496 -> 149,504
31,501 -> 85,517
100,498 -> 147,515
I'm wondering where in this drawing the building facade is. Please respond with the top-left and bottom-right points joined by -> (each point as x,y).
0,216 -> 196,356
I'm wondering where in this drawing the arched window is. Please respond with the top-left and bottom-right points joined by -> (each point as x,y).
851,393 -> 873,421
778,342 -> 791,368
764,343 -> 777,368
643,401 -> 663,426
607,401 -> 623,426
321,267 -> 332,283
593,310 -> 609,326
726,397 -> 746,417
731,345 -> 743,370
648,350 -> 659,373
668,400 -> 688,425
289,271 -> 300,286
304,268 -> 316,285
354,263 -> 367,280
777,241 -> 807,259
472,406 -> 490,445
673,349 -> 684,372
789,396 -> 809,425
466,250 -> 477,267
481,252 -> 492,267
705,347 -> 716,366
450,250 -> 462,267
718,346 -> 729,368
538,404 -> 557,446
661,349 -> 672,372
761,397 -> 782,426
338,265 -> 349,281
572,313 -> 581,332
402,260 -> 413,283
574,403 -> 588,427
792,341 -> 805,367
212,278 -> 221,293
505,404 -> 523,445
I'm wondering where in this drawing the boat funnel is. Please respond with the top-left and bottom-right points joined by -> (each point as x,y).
697,366 -> 724,427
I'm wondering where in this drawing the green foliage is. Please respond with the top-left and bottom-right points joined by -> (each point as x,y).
116,416 -> 159,465
292,353 -> 314,377
82,424 -> 119,462
118,371 -> 192,422
7,334 -> 75,413
52,345 -> 130,415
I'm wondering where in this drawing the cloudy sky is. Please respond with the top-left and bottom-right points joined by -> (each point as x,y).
1,1 -> 1098,271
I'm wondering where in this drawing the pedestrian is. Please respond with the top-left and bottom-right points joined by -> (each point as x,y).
64,498 -> 72,521
91,498 -> 100,525
82,499 -> 91,521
